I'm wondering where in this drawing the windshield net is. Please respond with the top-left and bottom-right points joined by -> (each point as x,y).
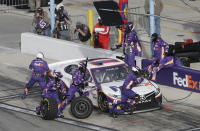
92,64 -> 129,84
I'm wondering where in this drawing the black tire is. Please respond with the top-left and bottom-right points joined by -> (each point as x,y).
71,96 -> 93,119
40,97 -> 58,120
180,57 -> 190,67
98,92 -> 109,112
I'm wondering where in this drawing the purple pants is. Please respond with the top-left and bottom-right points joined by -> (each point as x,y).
27,74 -> 46,90
125,53 -> 135,67
109,89 -> 136,114
121,89 -> 136,104
146,56 -> 174,73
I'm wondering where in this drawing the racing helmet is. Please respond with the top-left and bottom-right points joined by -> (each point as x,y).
36,52 -> 44,59
125,22 -> 135,33
132,67 -> 140,77
79,62 -> 87,72
36,8 -> 44,16
54,71 -> 63,78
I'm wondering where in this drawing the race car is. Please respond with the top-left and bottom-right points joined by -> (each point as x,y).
48,57 -> 162,119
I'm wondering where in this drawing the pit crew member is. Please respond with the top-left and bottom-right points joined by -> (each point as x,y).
110,67 -> 143,116
123,22 -> 142,57
36,71 -> 67,117
21,52 -> 50,99
146,33 -> 182,80
62,62 -> 89,110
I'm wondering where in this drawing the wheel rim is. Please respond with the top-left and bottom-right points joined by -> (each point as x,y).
74,101 -> 89,115
41,101 -> 48,117
99,94 -> 108,110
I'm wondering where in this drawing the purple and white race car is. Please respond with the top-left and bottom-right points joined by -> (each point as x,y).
49,57 -> 162,118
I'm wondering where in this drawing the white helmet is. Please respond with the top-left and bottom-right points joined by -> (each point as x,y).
36,52 -> 44,59
132,67 -> 140,77
132,67 -> 138,72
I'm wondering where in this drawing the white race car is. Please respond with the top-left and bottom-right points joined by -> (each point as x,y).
48,57 -> 162,119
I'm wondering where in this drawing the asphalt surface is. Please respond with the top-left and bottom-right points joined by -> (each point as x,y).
0,48 -> 199,131
0,0 -> 200,131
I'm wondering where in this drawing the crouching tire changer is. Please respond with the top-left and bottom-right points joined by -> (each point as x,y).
109,67 -> 143,118
36,71 -> 67,120
63,58 -> 93,119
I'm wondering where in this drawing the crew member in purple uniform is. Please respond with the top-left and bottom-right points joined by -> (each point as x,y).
122,22 -> 142,67
36,71 -> 67,117
147,33 -> 182,80
21,52 -> 50,99
62,62 -> 89,110
111,67 -> 143,116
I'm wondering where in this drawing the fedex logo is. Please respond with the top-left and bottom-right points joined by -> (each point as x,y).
173,72 -> 199,90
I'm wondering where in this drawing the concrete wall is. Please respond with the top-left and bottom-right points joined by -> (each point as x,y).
21,33 -> 122,61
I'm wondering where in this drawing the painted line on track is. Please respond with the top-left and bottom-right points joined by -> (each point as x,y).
185,128 -> 200,131
0,46 -> 19,52
0,103 -> 117,131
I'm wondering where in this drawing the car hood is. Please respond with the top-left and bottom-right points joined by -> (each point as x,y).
100,79 -> 158,99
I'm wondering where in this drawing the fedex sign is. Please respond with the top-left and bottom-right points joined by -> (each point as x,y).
173,72 -> 199,91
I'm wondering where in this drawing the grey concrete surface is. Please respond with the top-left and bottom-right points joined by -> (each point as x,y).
0,108 -> 93,131
0,48 -> 199,131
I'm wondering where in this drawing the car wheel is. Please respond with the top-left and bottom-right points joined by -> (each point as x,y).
71,96 -> 93,119
40,97 -> 58,120
98,92 -> 109,112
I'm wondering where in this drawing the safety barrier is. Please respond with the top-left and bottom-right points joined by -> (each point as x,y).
142,59 -> 200,93
21,32 -> 122,61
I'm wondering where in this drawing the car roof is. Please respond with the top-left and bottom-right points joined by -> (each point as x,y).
81,58 -> 125,69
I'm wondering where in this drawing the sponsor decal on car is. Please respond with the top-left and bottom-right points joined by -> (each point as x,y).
173,72 -> 200,91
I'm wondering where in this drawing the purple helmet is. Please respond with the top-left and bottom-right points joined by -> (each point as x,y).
54,71 -> 63,78
125,22 -> 135,33
79,62 -> 86,68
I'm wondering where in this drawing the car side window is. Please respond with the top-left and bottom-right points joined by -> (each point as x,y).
64,64 -> 78,75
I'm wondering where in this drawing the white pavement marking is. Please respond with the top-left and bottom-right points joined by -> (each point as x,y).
186,128 -> 200,131
0,46 -> 19,52
0,103 -> 116,131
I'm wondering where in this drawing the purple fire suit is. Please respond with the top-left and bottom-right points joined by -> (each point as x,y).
111,72 -> 143,114
123,31 -> 142,67
22,58 -> 49,99
147,37 -> 175,80
62,69 -> 89,108
40,78 -> 66,116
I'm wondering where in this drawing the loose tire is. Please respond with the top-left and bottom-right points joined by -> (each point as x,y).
98,92 -> 109,112
40,97 -> 58,120
180,57 -> 190,67
71,96 -> 93,119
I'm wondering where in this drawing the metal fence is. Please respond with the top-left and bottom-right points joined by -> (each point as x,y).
0,0 -> 28,12
128,6 -> 150,35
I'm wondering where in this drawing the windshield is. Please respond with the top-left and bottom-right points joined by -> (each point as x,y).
91,64 -> 129,84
